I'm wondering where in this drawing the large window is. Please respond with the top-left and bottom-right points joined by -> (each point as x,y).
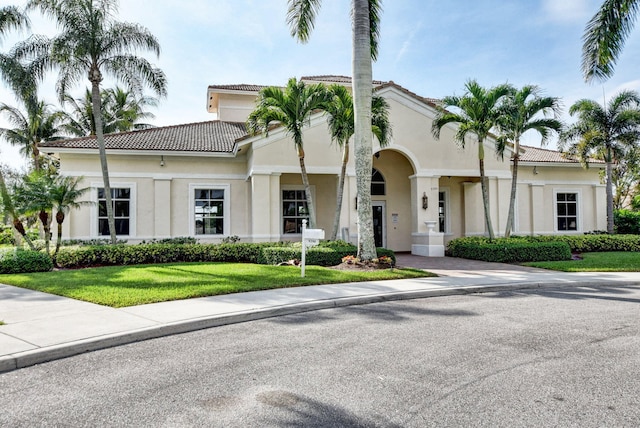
556,192 -> 578,231
98,187 -> 130,236
371,168 -> 385,195
282,190 -> 309,234
194,188 -> 225,235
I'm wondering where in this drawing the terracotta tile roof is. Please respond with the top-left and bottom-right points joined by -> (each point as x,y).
520,145 -> 604,164
301,75 -> 388,85
208,76 -> 389,94
39,121 -> 247,153
207,83 -> 269,92
374,81 -> 441,107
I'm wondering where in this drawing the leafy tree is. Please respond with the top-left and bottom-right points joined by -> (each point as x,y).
324,84 -> 391,240
582,0 -> 639,81
611,145 -> 640,209
24,0 -> 167,244
497,85 -> 563,238
560,90 -> 640,233
287,0 -> 382,260
247,78 -> 331,228
432,80 -> 513,240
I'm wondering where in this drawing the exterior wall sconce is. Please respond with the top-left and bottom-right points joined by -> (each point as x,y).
533,166 -> 538,175
422,192 -> 428,210
160,155 -> 165,167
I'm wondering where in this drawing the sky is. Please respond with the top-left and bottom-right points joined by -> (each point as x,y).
1,0 -> 639,170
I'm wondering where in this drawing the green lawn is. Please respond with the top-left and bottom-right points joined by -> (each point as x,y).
525,252 -> 640,272
0,262 -> 432,307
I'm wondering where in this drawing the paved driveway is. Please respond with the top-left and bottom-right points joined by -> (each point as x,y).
395,254 -> 546,277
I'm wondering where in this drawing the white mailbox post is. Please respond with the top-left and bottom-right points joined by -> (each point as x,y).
301,219 -> 325,277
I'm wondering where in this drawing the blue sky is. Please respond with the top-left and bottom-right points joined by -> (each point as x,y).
1,0 -> 639,168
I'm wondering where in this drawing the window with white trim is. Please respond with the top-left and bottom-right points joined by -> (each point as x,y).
282,189 -> 309,234
194,188 -> 225,235
556,192 -> 578,231
98,187 -> 130,236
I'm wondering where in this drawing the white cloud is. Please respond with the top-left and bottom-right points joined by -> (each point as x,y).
542,0 -> 593,24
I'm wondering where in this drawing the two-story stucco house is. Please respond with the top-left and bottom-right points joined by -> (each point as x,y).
39,75 -> 606,256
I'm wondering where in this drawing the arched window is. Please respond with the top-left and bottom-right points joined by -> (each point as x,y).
371,168 -> 385,195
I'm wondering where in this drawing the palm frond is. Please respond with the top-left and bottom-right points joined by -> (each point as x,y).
582,0 -> 640,81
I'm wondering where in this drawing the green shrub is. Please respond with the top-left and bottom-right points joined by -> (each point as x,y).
0,226 -> 14,245
516,234 -> 640,252
615,210 -> 640,234
0,248 -> 53,274
53,241 -> 396,269
448,237 -> 571,263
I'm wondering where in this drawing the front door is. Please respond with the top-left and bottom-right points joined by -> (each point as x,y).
372,201 -> 385,248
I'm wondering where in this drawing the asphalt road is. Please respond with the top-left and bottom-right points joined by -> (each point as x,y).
1,284 -> 639,427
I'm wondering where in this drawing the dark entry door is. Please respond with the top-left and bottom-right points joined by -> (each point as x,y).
372,203 -> 384,248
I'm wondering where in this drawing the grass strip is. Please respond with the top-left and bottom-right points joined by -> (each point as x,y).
0,262 -> 432,307
525,251 -> 640,272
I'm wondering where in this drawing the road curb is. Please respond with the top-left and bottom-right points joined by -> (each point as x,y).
1,279 -> 638,374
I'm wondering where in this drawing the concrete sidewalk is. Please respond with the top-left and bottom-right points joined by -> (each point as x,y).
1,255 -> 639,373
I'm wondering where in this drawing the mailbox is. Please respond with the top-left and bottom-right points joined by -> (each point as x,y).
304,229 -> 325,240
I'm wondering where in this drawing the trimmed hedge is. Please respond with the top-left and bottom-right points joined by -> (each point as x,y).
0,249 -> 53,274
53,241 -> 395,269
515,234 -> 640,253
448,237 -> 571,263
448,234 -> 640,262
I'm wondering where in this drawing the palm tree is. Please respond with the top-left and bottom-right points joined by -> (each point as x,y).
247,78 -> 330,228
324,84 -> 391,240
432,80 -> 513,240
582,0 -> 640,81
48,175 -> 91,261
287,0 -> 382,260
560,90 -> 640,233
0,99 -> 64,171
1,7 -> 34,100
62,86 -> 158,137
0,6 -> 29,42
497,85 -> 563,238
104,86 -> 158,132
25,0 -> 167,244
0,166 -> 36,250
13,171 -> 55,254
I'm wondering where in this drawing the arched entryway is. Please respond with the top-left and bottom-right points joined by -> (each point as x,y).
371,149 -> 415,251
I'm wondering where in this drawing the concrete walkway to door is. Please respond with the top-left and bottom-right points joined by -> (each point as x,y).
2,254 -> 640,374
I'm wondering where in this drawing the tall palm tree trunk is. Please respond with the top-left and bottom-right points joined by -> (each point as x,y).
352,0 -> 376,260
54,211 -> 64,262
297,145 -> 316,228
478,140 -> 495,239
606,159 -> 614,233
504,153 -> 519,238
91,74 -> 117,244
331,143 -> 349,240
